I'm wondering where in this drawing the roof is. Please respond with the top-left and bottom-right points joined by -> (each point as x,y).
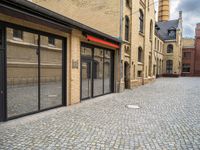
0,0 -> 121,44
156,20 -> 179,41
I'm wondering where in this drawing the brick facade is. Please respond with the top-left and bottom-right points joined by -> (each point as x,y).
182,23 -> 200,76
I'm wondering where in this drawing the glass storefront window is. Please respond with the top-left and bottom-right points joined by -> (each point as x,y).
93,48 -> 104,96
6,27 -> 65,118
7,28 -> 39,118
81,44 -> 114,100
40,35 -> 63,110
104,51 -> 112,94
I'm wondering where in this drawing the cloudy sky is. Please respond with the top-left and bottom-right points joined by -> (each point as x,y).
155,0 -> 200,38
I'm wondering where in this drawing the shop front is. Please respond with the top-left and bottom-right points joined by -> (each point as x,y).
0,22 -> 67,120
81,43 -> 114,100
0,0 -> 121,121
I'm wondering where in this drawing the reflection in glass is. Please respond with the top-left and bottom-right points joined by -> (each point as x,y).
93,48 -> 103,96
40,35 -> 62,110
81,61 -> 92,99
81,46 -> 92,57
7,28 -> 39,118
104,51 -> 112,94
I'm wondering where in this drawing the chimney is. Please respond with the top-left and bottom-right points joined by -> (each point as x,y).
179,11 -> 182,20
196,23 -> 200,37
158,0 -> 170,22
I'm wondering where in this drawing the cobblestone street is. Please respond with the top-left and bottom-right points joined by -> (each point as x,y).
0,77 -> 200,150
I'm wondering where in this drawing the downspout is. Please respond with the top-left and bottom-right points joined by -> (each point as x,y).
118,0 -> 123,92
142,6 -> 146,85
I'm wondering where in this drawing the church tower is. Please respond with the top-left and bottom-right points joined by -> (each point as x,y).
158,0 -> 170,22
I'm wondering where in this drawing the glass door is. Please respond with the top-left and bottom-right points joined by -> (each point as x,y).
81,59 -> 92,99
6,28 -> 39,118
5,26 -> 65,119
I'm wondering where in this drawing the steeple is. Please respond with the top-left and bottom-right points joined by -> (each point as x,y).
158,0 -> 170,22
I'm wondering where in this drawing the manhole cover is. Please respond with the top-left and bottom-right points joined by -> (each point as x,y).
126,104 -> 140,109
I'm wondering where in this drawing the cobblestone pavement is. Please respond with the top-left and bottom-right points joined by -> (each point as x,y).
0,77 -> 200,150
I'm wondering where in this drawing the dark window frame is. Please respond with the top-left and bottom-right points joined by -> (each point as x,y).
13,29 -> 23,39
139,10 -> 144,33
167,44 -> 173,53
182,64 -> 190,73
80,43 -> 114,100
48,36 -> 55,45
149,20 -> 153,40
125,16 -> 130,41
138,47 -> 143,63
166,60 -> 173,74
0,21 -> 67,121
126,0 -> 131,7
183,52 -> 191,59
137,71 -> 142,77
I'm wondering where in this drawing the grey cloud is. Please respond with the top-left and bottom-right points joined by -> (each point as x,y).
176,0 -> 200,38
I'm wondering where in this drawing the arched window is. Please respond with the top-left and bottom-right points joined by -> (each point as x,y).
149,20 -> 153,40
167,44 -> 173,53
138,47 -> 143,62
125,16 -> 130,41
126,0 -> 130,7
166,60 -> 173,74
139,10 -> 144,33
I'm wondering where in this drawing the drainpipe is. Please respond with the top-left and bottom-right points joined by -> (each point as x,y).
142,6 -> 146,85
118,0 -> 123,92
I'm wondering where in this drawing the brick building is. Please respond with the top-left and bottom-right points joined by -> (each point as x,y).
182,23 -> 200,76
0,0 -> 183,121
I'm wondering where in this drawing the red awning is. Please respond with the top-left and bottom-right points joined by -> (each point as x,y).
86,35 -> 120,49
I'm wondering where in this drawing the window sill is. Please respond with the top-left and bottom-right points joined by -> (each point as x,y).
48,44 -> 56,48
138,62 -> 143,65
124,40 -> 131,44
13,37 -> 23,42
139,32 -> 144,37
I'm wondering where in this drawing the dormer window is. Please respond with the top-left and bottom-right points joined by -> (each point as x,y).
168,28 -> 176,39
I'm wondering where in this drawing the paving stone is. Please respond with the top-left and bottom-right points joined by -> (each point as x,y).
0,77 -> 200,149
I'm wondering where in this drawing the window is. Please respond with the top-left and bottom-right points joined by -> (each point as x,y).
168,30 -> 176,39
149,20 -> 153,40
166,60 -> 173,74
160,42 -> 162,52
138,71 -> 142,77
48,37 -> 55,45
125,16 -> 130,41
7,27 -> 65,118
126,0 -> 130,7
154,38 -> 156,49
139,10 -> 144,33
183,52 -> 191,59
138,47 -> 143,62
182,64 -> 190,73
167,44 -> 173,53
13,29 -> 23,39
157,40 -> 159,51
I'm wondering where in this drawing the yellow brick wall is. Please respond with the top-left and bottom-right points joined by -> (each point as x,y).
32,0 -> 121,38
0,13 -> 70,105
